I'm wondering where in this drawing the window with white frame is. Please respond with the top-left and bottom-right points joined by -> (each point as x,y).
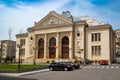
91,45 -> 101,56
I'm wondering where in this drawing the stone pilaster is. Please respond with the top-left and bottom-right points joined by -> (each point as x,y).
56,32 -> 59,59
69,31 -> 73,59
44,33 -> 47,59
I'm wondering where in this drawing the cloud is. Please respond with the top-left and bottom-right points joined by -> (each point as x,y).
58,0 -> 120,29
0,0 -> 120,40
0,0 -> 70,40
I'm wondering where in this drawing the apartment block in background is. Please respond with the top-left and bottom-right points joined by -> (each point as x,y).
1,40 -> 16,59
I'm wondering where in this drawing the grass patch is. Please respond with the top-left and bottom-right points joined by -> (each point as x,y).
0,63 -> 49,70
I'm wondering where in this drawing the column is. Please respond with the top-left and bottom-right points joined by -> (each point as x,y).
56,32 -> 59,59
44,33 -> 47,59
69,31 -> 73,59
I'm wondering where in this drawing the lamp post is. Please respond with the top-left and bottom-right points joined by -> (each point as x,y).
17,44 -> 23,69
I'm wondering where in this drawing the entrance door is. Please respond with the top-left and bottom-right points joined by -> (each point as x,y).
62,37 -> 69,59
49,37 -> 56,58
38,38 -> 44,58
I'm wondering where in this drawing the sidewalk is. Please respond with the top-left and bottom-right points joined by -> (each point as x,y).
0,69 -> 49,77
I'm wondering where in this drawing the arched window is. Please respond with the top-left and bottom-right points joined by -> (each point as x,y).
38,38 -> 44,58
61,36 -> 69,59
49,37 -> 56,58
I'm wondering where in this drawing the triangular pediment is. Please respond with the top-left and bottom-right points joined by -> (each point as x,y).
34,11 -> 72,29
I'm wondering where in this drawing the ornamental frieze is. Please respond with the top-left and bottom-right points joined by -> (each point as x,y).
35,16 -> 70,29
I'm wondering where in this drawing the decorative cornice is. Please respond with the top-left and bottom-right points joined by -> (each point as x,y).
16,33 -> 28,38
74,21 -> 88,26
86,24 -> 111,30
27,27 -> 34,32
114,29 -> 120,32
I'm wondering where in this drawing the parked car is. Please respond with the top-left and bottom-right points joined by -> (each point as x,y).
66,61 -> 80,69
99,60 -> 108,65
49,59 -> 80,71
55,59 -> 80,69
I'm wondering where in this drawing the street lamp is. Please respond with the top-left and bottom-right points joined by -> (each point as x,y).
17,44 -> 23,69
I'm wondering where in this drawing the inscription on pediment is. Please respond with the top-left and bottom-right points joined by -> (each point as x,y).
34,16 -> 71,30
43,17 -> 67,26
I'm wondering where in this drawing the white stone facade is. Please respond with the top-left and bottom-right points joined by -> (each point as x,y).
16,11 -> 116,63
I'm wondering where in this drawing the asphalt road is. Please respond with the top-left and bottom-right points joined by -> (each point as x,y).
0,76 -> 37,80
21,64 -> 120,80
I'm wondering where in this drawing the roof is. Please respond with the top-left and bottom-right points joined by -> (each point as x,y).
61,11 -> 107,26
16,33 -> 28,38
79,16 -> 106,26
61,11 -> 81,22
1,40 -> 15,42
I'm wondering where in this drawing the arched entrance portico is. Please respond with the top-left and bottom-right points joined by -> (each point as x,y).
49,37 -> 56,58
38,38 -> 44,58
61,36 -> 69,59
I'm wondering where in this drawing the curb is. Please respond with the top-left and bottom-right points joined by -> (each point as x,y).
0,69 -> 49,76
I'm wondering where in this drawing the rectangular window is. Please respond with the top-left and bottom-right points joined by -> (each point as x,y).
91,45 -> 101,56
95,46 -> 97,55
92,46 -> 94,55
3,45 -> 5,48
98,33 -> 101,41
95,34 -> 97,41
20,48 -> 25,56
92,34 -> 94,41
91,33 -> 101,42
2,49 -> 5,52
20,39 -> 26,45
98,46 -> 101,55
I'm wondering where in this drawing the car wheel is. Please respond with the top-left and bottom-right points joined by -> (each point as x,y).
64,67 -> 68,71
49,67 -> 53,71
76,66 -> 80,69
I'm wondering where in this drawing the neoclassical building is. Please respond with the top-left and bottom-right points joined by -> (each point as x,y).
16,11 -> 116,63
1,40 -> 16,59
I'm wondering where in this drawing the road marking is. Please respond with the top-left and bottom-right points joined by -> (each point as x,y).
96,66 -> 100,68
83,65 -> 120,69
110,66 -> 114,68
116,66 -> 119,68
88,66 -> 92,68
106,66 -> 109,68
101,66 -> 105,68
92,66 -> 96,69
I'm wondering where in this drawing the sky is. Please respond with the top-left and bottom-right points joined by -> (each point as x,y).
0,0 -> 120,40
